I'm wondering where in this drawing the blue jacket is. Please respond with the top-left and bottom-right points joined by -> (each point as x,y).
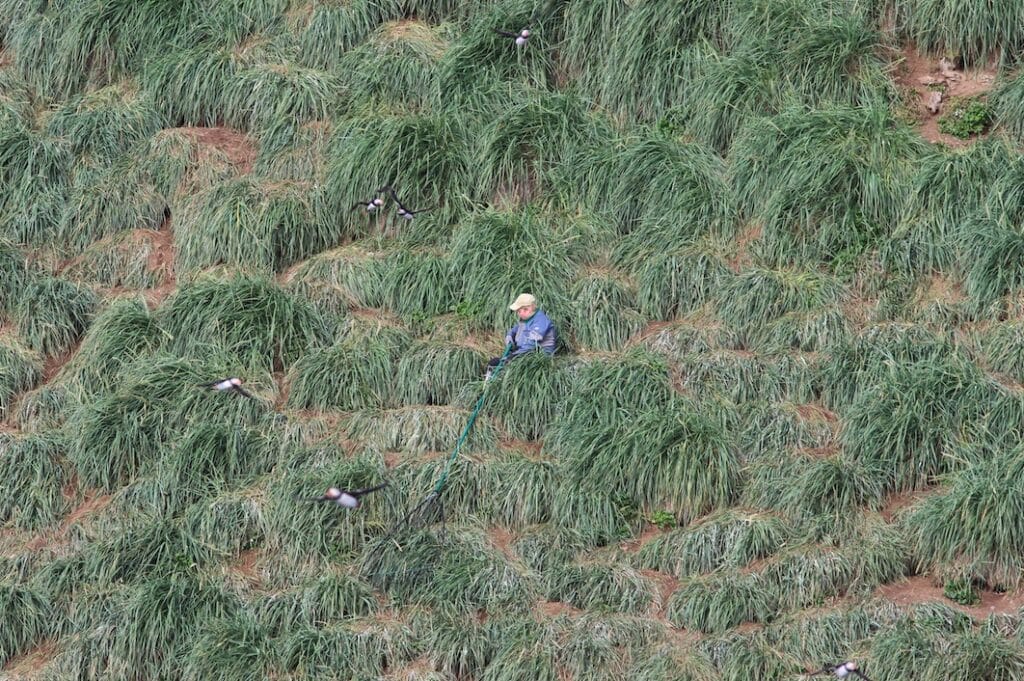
505,310 -> 557,357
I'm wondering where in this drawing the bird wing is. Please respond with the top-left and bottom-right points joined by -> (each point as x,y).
350,482 -> 388,496
232,385 -> 255,399
494,29 -> 518,37
375,185 -> 394,196
351,202 -> 369,210
410,206 -> 434,214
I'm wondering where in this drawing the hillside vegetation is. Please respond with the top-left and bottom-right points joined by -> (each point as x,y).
3,0 -> 1024,679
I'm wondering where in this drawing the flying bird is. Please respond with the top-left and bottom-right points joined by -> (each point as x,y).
495,26 -> 531,46
300,482 -> 388,509
808,662 -> 873,680
383,187 -> 431,220
199,377 -> 254,399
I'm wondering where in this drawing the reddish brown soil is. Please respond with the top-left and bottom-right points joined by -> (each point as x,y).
640,568 -> 681,614
535,599 -> 584,619
894,46 -> 998,147
729,223 -> 762,273
176,126 -> 257,174
2,638 -> 57,677
24,492 -> 111,552
876,575 -> 1024,619
619,525 -> 663,554
879,488 -> 936,522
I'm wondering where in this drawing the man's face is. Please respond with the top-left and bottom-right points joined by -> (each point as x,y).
516,304 -> 535,321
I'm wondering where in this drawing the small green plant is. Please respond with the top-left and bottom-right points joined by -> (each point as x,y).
454,299 -> 485,320
944,578 -> 981,606
647,510 -> 676,530
938,97 -> 993,139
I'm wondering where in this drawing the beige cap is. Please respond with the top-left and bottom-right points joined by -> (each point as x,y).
509,293 -> 537,311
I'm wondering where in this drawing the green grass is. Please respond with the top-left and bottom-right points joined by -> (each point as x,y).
159,272 -> 333,372
636,510 -> 791,579
14,274 -> 97,356
174,178 -> 334,274
287,325 -> 411,411
906,442 -> 1024,589
0,581 -> 53,666
0,432 -> 70,530
731,105 -> 924,267
894,0 -> 1024,66
0,337 -> 41,416
63,229 -> 170,289
567,271 -> 645,352
44,82 -> 165,159
394,342 -> 487,406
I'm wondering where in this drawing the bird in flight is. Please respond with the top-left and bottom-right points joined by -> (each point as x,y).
808,662 -> 873,680
495,26 -> 531,46
383,186 -> 431,220
351,186 -> 391,213
199,377 -> 254,399
300,482 -> 388,509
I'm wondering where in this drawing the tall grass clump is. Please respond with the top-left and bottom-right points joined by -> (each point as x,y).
287,246 -> 385,315
961,216 -> 1024,313
183,490 -> 266,557
280,619 -> 417,680
744,451 -> 887,525
718,266 -> 844,350
545,564 -> 655,615
175,178 -> 333,274
69,352 -> 269,490
54,297 -> 161,395
182,612 -> 273,681
676,348 -> 818,404
0,115 -> 71,247
636,510 -> 791,579
287,325 -> 411,411
55,158 -> 165,253
577,133 -> 734,244
141,46 -> 244,127
338,19 -> 448,109
593,0 -> 728,120
377,249 -> 456,319
0,432 -> 70,530
346,405 -> 497,454
667,571 -> 778,633
159,273 -> 333,371
0,581 -> 53,666
906,442 -> 1024,590
567,271 -> 645,352
475,88 -> 615,206
293,0 -> 403,69
323,111 -> 472,234
557,398 -> 741,524
448,207 -> 581,331
44,82 -> 165,159
393,342 -> 486,406
739,400 -> 837,459
972,321 -> 1024,383
819,322 -> 956,409
0,240 -> 29,320
479,351 -> 573,440
993,72 -> 1024,145
840,354 -> 985,492
437,3 -> 557,97
226,60 -> 343,134
63,229 -> 170,289
884,139 -> 1015,275
895,0 -> 1024,66
634,239 -> 734,321
15,274 -> 97,356
731,105 -> 924,267
0,337 -> 41,414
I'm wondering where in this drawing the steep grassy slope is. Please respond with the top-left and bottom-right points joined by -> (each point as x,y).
2,0 -> 1024,679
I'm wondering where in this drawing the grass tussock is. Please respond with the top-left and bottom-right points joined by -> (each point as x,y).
0,432 -> 70,530
0,337 -> 42,415
15,274 -> 97,356
159,272 -> 333,372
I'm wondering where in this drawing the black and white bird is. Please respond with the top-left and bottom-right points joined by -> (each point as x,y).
495,26 -> 531,46
383,187 -> 431,220
199,377 -> 254,399
352,194 -> 385,213
809,662 -> 873,680
303,482 -> 388,509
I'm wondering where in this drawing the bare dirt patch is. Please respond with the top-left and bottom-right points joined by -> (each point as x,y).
894,46 -> 998,147
24,492 -> 111,553
2,638 -> 57,678
640,568 -> 681,615
176,126 -> 257,174
535,599 -> 584,619
876,574 -> 1024,619
729,222 -> 762,273
619,525 -> 663,554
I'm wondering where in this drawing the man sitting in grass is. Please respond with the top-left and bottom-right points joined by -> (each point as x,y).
485,293 -> 557,380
